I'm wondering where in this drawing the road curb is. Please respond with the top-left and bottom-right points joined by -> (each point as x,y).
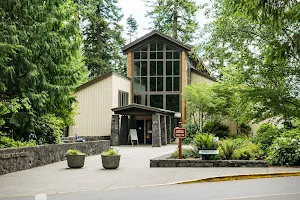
171,171 -> 300,185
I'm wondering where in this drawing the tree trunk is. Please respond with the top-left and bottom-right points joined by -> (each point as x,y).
172,1 -> 178,39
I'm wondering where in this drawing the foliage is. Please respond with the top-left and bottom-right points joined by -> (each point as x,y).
267,136 -> 300,166
218,138 -> 263,160
182,122 -> 200,144
193,133 -> 219,151
67,149 -> 86,156
126,14 -> 138,43
185,83 -> 227,130
170,148 -> 198,159
0,0 -> 88,142
252,123 -> 280,151
146,0 -> 199,43
218,139 -> 238,160
80,0 -> 126,78
101,148 -> 119,156
200,0 -> 300,122
281,128 -> 300,139
202,121 -> 230,138
0,137 -> 36,149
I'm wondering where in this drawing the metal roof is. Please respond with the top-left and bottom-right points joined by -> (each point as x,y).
112,103 -> 175,116
122,30 -> 192,54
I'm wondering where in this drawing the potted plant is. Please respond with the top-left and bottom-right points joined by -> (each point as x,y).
101,148 -> 120,169
66,149 -> 86,168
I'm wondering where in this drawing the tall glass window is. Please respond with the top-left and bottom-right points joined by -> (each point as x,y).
132,41 -> 181,112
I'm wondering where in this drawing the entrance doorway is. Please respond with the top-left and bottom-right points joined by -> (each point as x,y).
135,119 -> 152,144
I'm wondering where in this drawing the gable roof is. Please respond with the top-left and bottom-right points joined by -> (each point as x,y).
122,30 -> 192,54
112,103 -> 175,116
75,71 -> 130,92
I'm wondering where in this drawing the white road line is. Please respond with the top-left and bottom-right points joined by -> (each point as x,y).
35,194 -> 47,200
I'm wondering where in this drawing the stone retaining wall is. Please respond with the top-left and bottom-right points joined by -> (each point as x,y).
0,140 -> 110,175
150,154 -> 268,167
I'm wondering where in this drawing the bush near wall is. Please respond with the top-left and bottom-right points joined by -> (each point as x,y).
267,129 -> 300,166
252,123 -> 280,151
0,137 -> 36,149
182,122 -> 200,144
203,121 -> 230,138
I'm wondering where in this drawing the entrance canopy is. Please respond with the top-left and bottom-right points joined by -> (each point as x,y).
112,103 -> 175,117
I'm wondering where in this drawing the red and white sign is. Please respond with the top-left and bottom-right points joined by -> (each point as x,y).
174,127 -> 186,138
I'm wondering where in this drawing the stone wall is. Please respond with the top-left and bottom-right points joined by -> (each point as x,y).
0,140 -> 110,176
150,154 -> 268,167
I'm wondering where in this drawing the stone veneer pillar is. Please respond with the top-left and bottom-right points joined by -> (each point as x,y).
166,116 -> 172,144
110,115 -> 120,146
160,115 -> 167,145
120,115 -> 129,145
152,113 -> 161,147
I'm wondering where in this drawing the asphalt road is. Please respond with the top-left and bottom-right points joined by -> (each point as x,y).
4,177 -> 300,200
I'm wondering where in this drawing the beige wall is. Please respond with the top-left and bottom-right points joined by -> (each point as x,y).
190,71 -> 216,85
111,74 -> 131,108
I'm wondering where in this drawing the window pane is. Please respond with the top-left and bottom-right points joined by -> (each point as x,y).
157,52 -> 163,59
166,95 -> 180,112
150,52 -> 156,59
150,61 -> 156,76
166,61 -> 172,75
157,61 -> 163,75
134,94 -> 147,105
166,77 -> 172,91
150,95 -> 163,109
173,61 -> 180,75
150,77 -> 156,91
141,77 -> 147,92
173,77 -> 179,91
166,45 -> 172,51
133,77 -> 141,92
157,77 -> 163,91
134,61 -> 140,76
134,52 -> 140,59
150,42 -> 156,51
141,52 -> 147,59
173,51 -> 180,59
141,45 -> 147,51
141,61 -> 147,76
157,42 -> 163,51
166,52 -> 172,59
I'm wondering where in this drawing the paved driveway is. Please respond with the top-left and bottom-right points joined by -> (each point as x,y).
0,145 -> 299,199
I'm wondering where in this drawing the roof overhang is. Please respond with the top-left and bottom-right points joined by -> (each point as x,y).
191,68 -> 217,82
122,30 -> 192,54
112,104 -> 175,116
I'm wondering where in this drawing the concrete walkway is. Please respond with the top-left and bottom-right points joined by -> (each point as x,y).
0,145 -> 300,198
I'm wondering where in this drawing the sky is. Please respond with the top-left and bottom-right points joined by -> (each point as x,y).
117,0 -> 210,44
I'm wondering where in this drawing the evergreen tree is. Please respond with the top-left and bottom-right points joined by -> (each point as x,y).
80,0 -> 126,78
126,15 -> 138,43
0,0 -> 88,142
146,0 -> 199,43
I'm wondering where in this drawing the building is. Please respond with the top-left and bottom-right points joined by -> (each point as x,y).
69,30 -> 220,146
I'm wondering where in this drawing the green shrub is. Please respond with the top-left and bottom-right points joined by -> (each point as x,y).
182,122 -> 200,144
66,149 -> 86,156
252,123 -> 280,151
239,123 -> 252,136
203,121 -> 230,138
0,137 -> 36,148
218,138 -> 263,160
267,136 -> 300,166
101,148 -> 119,156
218,139 -> 238,160
281,128 -> 300,139
171,148 -> 198,159
232,142 -> 263,160
193,133 -> 219,151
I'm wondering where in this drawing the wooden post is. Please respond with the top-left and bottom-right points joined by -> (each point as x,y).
179,138 -> 182,159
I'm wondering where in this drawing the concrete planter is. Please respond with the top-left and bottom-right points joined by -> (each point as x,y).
66,155 -> 85,168
101,155 -> 120,169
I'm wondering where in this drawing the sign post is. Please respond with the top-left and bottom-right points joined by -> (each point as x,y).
173,122 -> 186,159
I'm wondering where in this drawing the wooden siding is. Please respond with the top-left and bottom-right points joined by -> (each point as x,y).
69,75 -> 113,137
127,52 -> 133,104
190,71 -> 216,85
181,51 -> 187,123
